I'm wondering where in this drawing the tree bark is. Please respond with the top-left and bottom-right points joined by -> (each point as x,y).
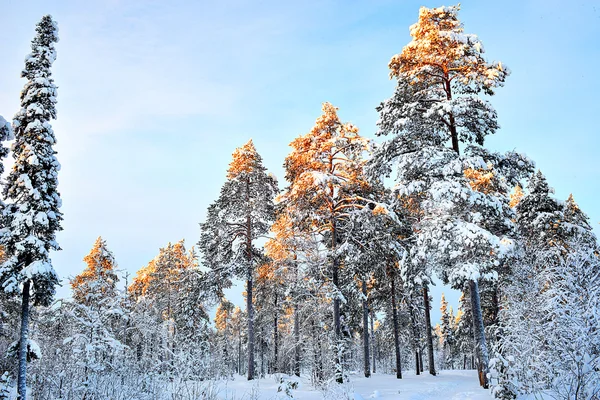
469,279 -> 489,388
423,285 -> 436,376
370,307 -> 376,374
273,294 -> 279,373
408,297 -> 421,375
390,273 -> 402,379
246,270 -> 254,380
238,329 -> 242,375
361,279 -> 371,378
17,280 -> 31,400
331,221 -> 343,383
246,176 -> 255,380
294,303 -> 300,376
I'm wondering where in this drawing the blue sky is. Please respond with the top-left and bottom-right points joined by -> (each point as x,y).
0,0 -> 599,324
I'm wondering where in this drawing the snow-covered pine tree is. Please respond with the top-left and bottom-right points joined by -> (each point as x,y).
281,102 -> 371,383
493,173 -> 600,398
198,140 -> 278,380
342,189 -> 408,379
264,209 -> 310,377
71,237 -> 119,306
370,5 -> 533,387
455,291 -> 475,369
66,240 -> 126,397
0,15 -> 61,400
214,298 -> 235,377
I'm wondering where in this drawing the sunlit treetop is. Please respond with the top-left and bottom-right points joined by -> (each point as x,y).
389,4 -> 508,95
227,139 -> 259,180
283,102 -> 372,222
71,237 -> 119,306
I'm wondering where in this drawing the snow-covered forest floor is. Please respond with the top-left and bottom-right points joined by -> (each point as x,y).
206,370 -> 492,400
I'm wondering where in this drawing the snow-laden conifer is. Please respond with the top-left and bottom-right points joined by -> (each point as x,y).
198,140 -> 278,380
370,5 -> 533,388
0,15 -> 61,400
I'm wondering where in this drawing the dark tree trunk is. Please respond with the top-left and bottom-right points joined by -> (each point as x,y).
246,270 -> 254,380
370,307 -> 376,374
260,335 -> 265,378
390,273 -> 402,379
246,178 -> 255,380
238,330 -> 242,375
294,303 -> 300,376
423,285 -> 436,376
443,75 -> 460,155
331,222 -> 343,383
469,279 -> 489,388
17,280 -> 31,400
408,297 -> 421,375
273,294 -> 279,373
361,279 -> 371,378
463,353 -> 467,370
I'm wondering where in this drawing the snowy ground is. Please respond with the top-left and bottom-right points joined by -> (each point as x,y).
208,370 -> 493,400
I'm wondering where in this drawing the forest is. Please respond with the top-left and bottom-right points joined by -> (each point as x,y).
0,4 -> 599,400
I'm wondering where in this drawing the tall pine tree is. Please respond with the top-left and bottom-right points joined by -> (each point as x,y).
371,5 -> 533,387
198,140 -> 278,380
0,15 -> 61,400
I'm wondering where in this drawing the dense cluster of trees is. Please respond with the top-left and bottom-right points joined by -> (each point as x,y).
0,5 -> 598,400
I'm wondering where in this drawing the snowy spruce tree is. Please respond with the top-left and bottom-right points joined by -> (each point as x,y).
71,237 -> 119,306
0,15 -> 61,400
198,140 -> 278,380
66,238 -> 126,397
493,172 -> 600,399
370,5 -> 533,387
281,102 -> 372,383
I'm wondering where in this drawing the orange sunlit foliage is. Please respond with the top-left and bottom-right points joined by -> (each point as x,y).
227,139 -> 258,180
128,240 -> 195,300
372,204 -> 388,216
129,259 -> 156,299
464,168 -> 496,194
283,102 -> 371,225
388,5 -> 507,88
71,236 -> 118,306
265,213 -> 295,264
509,185 -> 524,208
215,299 -> 234,333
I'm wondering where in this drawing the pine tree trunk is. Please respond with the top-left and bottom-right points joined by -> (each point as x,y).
294,303 -> 300,377
423,285 -> 436,376
331,221 -> 343,383
443,75 -> 460,155
468,279 -> 489,388
419,349 -> 424,373
361,279 -> 371,378
260,335 -> 265,378
238,330 -> 242,375
408,297 -> 421,375
247,269 -> 255,380
273,295 -> 279,374
246,177 -> 255,381
370,307 -> 376,374
17,280 -> 31,400
390,273 -> 402,379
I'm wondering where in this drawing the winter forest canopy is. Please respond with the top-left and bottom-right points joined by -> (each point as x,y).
0,3 -> 599,400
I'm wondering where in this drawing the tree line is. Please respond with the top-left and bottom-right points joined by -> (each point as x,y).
0,5 -> 598,400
